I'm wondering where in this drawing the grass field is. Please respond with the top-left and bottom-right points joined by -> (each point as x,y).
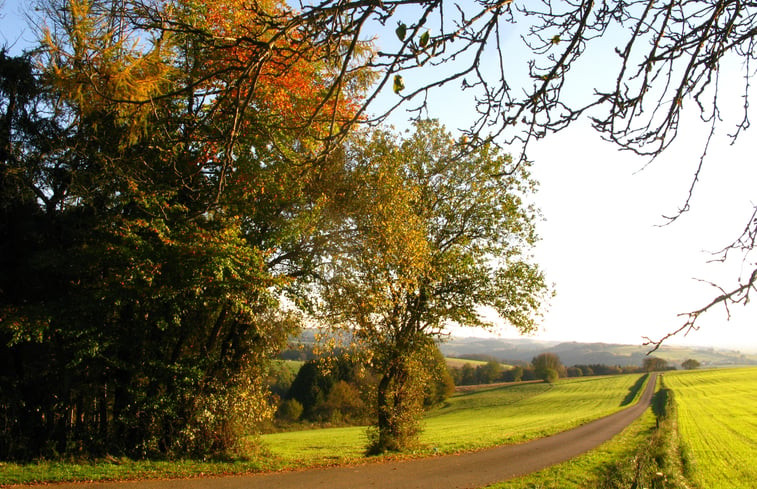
263,374 -> 646,464
664,367 -> 757,489
0,373 -> 645,485
445,357 -> 511,369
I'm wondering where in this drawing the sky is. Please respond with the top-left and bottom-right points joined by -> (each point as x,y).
525,121 -> 757,351
367,7 -> 757,352
2,1 -> 755,352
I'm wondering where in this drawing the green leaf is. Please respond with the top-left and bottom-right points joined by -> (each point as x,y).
419,31 -> 430,48
393,74 -> 405,94
396,23 -> 407,41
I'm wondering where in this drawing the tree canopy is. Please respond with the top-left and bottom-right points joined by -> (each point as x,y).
311,120 -> 550,451
0,0 -> 372,459
96,0 -> 754,347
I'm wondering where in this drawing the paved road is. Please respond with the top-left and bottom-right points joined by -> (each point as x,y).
25,373 -> 657,489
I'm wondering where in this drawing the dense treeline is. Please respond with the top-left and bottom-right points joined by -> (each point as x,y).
447,354 -> 650,387
271,347 -> 454,428
0,0 -> 367,459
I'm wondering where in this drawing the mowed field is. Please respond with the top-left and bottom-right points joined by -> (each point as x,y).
263,374 -> 646,465
664,367 -> 757,489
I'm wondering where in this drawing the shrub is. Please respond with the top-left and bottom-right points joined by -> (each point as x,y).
277,399 -> 304,423
321,381 -> 366,422
543,368 -> 559,384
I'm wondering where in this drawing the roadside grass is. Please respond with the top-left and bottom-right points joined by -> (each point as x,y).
0,373 -> 644,485
487,409 -> 661,489
664,367 -> 757,489
0,457 -> 278,487
487,381 -> 692,489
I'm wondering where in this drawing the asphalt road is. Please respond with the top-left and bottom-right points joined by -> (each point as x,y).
23,373 -> 657,489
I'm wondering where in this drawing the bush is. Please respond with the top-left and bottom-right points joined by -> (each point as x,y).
320,381 -> 366,422
276,399 -> 303,422
542,368 -> 559,384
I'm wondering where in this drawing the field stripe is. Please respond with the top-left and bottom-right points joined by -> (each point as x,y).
665,367 -> 757,489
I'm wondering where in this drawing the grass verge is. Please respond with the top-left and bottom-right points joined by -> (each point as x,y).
487,379 -> 694,489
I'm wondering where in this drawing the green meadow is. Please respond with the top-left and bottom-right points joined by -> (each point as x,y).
262,374 -> 645,465
0,374 -> 645,485
445,357 -> 511,369
664,367 -> 757,489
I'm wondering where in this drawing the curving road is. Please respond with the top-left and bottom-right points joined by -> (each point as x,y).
22,373 -> 657,489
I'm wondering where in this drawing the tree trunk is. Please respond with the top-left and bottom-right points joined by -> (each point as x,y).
376,369 -> 392,443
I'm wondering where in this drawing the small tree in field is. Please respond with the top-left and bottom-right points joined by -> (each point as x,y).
543,368 -> 559,384
643,357 -> 670,372
681,359 -> 701,370
532,353 -> 566,380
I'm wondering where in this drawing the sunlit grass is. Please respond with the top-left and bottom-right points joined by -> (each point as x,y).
263,374 -> 645,463
0,457 -> 277,486
486,408 -> 660,489
0,374 -> 645,485
664,367 -> 757,489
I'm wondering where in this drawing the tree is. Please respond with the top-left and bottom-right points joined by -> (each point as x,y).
643,357 -> 670,372
423,344 -> 456,406
477,361 -> 505,384
460,364 -> 477,386
504,366 -> 524,383
287,354 -> 374,423
532,353 -> 566,380
314,120 -> 550,452
681,359 -> 701,370
542,368 -> 559,384
28,0 -> 756,345
0,0 -> 371,459
566,367 -> 583,378
276,399 -> 304,423
88,0 -> 752,346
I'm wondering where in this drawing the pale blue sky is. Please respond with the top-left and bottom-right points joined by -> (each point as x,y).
3,0 -> 755,352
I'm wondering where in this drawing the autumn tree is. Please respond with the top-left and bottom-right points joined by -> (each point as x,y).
136,0 -> 757,345
314,120 -> 550,453
0,0 -> 372,459
86,0 -> 757,342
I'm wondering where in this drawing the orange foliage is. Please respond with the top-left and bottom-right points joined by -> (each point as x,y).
198,0 -> 365,142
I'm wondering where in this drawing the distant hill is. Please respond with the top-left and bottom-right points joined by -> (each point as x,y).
285,329 -> 757,368
437,336 -> 757,368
